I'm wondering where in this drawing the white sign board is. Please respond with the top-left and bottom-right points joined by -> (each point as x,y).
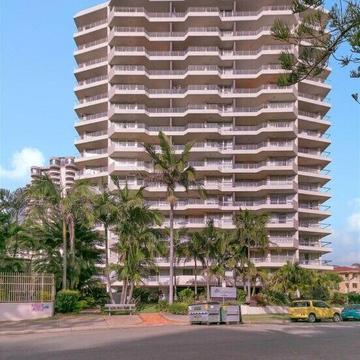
210,287 -> 237,299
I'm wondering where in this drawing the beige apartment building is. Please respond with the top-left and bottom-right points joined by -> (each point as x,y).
31,156 -> 78,192
334,266 -> 360,294
73,0 -> 332,290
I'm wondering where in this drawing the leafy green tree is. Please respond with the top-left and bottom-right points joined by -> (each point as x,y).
0,188 -> 30,272
233,210 -> 269,301
112,183 -> 164,304
269,262 -> 313,299
93,183 -> 119,304
144,131 -> 202,304
272,0 -> 360,101
28,213 -> 103,291
26,175 -> 93,289
181,231 -> 206,298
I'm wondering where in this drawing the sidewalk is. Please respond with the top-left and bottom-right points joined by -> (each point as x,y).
0,313 -> 288,335
0,314 -> 144,335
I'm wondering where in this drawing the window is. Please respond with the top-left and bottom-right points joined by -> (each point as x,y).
183,269 -> 193,276
313,301 -> 329,308
353,283 -> 358,289
292,301 -> 309,307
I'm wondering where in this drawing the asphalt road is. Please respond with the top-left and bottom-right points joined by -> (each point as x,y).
1,322 -> 359,360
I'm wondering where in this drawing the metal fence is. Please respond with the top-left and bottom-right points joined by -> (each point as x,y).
0,273 -> 55,303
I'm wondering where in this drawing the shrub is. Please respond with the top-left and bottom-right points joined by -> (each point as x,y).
236,289 -> 247,304
158,300 -> 168,312
262,290 -> 289,305
348,292 -> 360,304
167,302 -> 188,315
55,290 -> 80,313
177,288 -> 195,304
252,294 -> 267,306
133,287 -> 159,304
80,279 -> 109,306
75,300 -> 90,312
331,292 -> 347,305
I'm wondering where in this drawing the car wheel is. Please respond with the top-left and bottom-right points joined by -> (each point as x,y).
308,313 -> 316,323
333,313 -> 341,322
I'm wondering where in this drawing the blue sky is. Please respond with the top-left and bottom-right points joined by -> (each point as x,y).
0,1 -> 359,264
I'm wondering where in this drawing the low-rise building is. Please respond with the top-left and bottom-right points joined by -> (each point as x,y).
333,266 -> 360,294
31,156 -> 78,193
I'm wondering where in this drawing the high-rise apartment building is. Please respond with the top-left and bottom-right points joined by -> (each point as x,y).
31,157 -> 78,192
74,1 -> 332,290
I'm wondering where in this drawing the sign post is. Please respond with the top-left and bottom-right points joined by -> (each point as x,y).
210,287 -> 237,303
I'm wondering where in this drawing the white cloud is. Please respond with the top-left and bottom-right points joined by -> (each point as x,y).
0,147 -> 45,181
349,212 -> 360,231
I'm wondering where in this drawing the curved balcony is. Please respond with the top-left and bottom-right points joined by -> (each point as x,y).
299,259 -> 332,270
298,184 -> 331,200
109,84 -> 294,101
75,19 -> 107,37
109,64 -> 287,81
75,166 -> 108,180
145,198 -> 295,212
110,5 -> 293,23
109,140 -> 296,158
109,102 -> 296,119
109,45 -> 294,62
109,121 -> 296,139
298,221 -> 331,235
109,26 -> 273,43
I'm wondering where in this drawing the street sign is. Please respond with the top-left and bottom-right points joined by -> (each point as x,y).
210,287 -> 237,299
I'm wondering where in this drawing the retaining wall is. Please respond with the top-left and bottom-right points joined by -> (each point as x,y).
0,303 -> 54,321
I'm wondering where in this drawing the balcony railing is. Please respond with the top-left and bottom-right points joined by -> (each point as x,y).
77,57 -> 107,69
111,5 -> 292,18
77,93 -> 107,105
77,75 -> 108,87
111,120 -> 294,133
76,19 -> 107,33
77,38 -> 107,51
111,102 -> 295,114
111,25 -> 273,38
111,83 -> 293,96
79,112 -> 107,122
298,166 -> 330,175
112,45 -> 294,57
110,64 -> 285,77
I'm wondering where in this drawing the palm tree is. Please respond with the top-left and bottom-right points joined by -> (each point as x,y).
268,262 -> 312,299
233,209 -> 269,301
144,131 -> 202,304
26,175 -> 93,289
0,188 -> 30,272
181,232 -> 206,298
29,212 -> 103,291
93,183 -> 118,304
111,181 -> 164,304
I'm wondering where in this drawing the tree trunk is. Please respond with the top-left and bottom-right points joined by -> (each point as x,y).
121,278 -> 128,304
105,225 -> 115,304
128,282 -> 134,304
246,247 -> 251,302
206,265 -> 210,302
62,218 -> 67,290
168,203 -> 175,304
194,259 -> 198,297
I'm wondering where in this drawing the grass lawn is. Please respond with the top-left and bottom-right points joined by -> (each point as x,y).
138,304 -> 161,313
242,314 -> 289,323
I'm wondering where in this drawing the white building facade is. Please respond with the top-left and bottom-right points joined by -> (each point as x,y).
74,0 -> 332,290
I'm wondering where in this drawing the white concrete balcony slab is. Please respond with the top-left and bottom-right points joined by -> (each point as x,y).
110,45 -> 294,62
110,5 -> 292,23
108,121 -> 296,138
109,84 -> 294,100
109,102 -> 296,118
109,64 -> 287,81
110,26 -> 274,42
